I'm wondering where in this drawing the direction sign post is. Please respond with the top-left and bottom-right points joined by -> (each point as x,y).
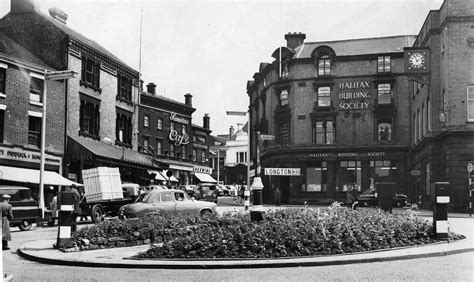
259,134 -> 275,141
468,162 -> 473,216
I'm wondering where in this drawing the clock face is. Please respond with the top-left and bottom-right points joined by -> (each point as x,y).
408,52 -> 426,69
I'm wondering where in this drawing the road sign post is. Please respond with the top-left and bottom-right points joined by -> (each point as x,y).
468,162 -> 473,216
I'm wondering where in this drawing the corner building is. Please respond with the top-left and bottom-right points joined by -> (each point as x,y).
248,33 -> 415,205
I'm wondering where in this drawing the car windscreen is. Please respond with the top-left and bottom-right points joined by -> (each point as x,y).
135,193 -> 151,203
361,189 -> 376,196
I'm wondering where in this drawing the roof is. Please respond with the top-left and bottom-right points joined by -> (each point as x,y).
39,10 -> 136,72
295,35 -> 417,58
0,32 -> 51,69
141,92 -> 191,109
69,136 -> 165,169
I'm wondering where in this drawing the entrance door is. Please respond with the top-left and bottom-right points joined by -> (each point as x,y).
280,177 -> 290,204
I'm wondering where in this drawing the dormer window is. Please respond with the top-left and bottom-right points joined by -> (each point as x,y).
318,55 -> 331,76
280,89 -> 289,106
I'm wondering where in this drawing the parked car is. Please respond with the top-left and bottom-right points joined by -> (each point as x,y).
118,189 -> 216,219
179,185 -> 197,197
225,185 -> 238,197
357,188 -> 408,207
218,184 -> 230,196
194,183 -> 223,202
0,186 -> 41,231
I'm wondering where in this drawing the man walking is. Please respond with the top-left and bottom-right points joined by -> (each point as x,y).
0,194 -> 13,250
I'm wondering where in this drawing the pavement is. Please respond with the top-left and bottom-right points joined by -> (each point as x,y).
16,204 -> 474,269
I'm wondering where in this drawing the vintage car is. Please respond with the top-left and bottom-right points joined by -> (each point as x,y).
118,189 -> 217,219
357,188 -> 408,207
0,186 -> 41,231
194,183 -> 224,202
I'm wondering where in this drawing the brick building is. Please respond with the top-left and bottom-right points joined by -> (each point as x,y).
0,0 -> 164,185
247,0 -> 473,211
138,83 -> 215,185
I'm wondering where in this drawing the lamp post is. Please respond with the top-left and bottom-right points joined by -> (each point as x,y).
226,110 -> 251,211
39,70 -> 77,220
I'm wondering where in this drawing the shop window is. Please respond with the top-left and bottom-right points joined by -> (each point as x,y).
79,94 -> 100,139
192,149 -> 197,161
29,75 -> 44,104
117,73 -> 132,102
143,115 -> 149,127
28,116 -> 41,147
313,120 -> 334,144
468,86 -> 474,122
370,160 -> 398,184
317,87 -> 331,107
81,56 -> 100,91
116,109 -> 132,146
0,67 -> 5,95
170,144 -> 175,157
337,161 -> 361,192
280,89 -> 289,106
377,84 -> 391,104
318,55 -> 331,76
157,118 -> 163,130
377,56 -> 391,73
156,139 -> 163,155
377,122 -> 392,142
201,150 -> 206,163
305,161 -> 327,192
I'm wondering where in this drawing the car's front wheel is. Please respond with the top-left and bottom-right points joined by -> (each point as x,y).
18,220 -> 32,231
200,209 -> 212,218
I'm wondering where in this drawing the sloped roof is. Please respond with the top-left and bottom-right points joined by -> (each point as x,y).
295,35 -> 416,58
0,32 -> 51,69
141,92 -> 191,108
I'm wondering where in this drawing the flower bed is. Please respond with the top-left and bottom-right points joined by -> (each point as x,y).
69,206 -> 465,258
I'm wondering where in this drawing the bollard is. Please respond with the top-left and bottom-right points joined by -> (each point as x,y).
432,182 -> 450,240
55,190 -> 76,249
250,177 -> 265,222
244,189 -> 250,211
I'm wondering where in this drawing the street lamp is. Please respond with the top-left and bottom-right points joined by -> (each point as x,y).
226,110 -> 251,211
39,70 -> 77,219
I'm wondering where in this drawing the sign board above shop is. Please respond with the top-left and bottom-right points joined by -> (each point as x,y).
337,80 -> 372,110
264,168 -> 301,176
308,151 -> 387,158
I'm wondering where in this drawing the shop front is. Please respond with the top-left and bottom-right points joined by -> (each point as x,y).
261,147 -> 409,205
192,165 -> 216,184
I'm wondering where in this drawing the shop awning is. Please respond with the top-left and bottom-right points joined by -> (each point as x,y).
161,170 -> 179,182
0,165 -> 82,186
194,172 -> 217,183
147,170 -> 167,181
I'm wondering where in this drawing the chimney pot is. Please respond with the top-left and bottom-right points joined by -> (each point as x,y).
229,126 -> 234,140
203,114 -> 210,130
284,32 -> 306,49
184,93 -> 193,106
146,83 -> 157,95
11,0 -> 38,14
48,7 -> 68,24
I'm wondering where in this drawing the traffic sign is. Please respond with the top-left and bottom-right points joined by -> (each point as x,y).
411,170 -> 421,176
259,134 -> 275,141
468,162 -> 473,173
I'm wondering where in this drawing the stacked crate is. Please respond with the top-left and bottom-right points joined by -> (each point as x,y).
82,167 -> 123,201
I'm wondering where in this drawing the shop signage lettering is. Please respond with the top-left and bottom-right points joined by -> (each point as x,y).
193,166 -> 212,174
193,143 -> 208,150
169,113 -> 189,124
338,80 -> 372,110
169,130 -> 190,146
309,153 -> 329,158
309,152 -> 386,158
0,147 -> 61,165
264,168 -> 301,176
367,152 -> 385,157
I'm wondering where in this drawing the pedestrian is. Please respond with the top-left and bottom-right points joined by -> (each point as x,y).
79,189 -> 88,222
0,194 -> 13,250
69,184 -> 82,232
351,186 -> 360,210
274,187 -> 281,206
49,192 -> 58,226
346,185 -> 354,208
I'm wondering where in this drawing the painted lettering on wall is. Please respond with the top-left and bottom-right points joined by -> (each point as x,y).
338,80 -> 372,110
170,113 -> 189,124
169,130 -> 190,146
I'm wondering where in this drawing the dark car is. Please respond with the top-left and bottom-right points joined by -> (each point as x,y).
194,183 -> 223,202
357,188 -> 408,207
0,186 -> 41,231
179,185 -> 197,197
118,189 -> 216,219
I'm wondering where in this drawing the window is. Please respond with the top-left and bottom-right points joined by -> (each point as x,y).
143,115 -> 149,127
170,122 -> 175,132
143,137 -> 149,150
117,73 -> 132,102
30,75 -> 44,104
0,67 -> 6,94
156,139 -> 163,155
157,118 -> 163,130
305,161 -> 327,192
317,87 -> 331,107
377,56 -> 391,73
81,56 -> 100,90
116,109 -> 132,146
181,124 -> 186,135
170,144 -> 175,157
281,64 -> 289,79
192,149 -> 197,161
181,146 -> 187,160
425,162 -> 431,196
427,97 -> 431,131
337,161 -> 361,192
236,152 -> 247,163
0,110 -> 3,143
79,95 -> 100,138
280,89 -> 288,106
413,114 -> 416,142
422,103 -> 425,136
201,150 -> 206,163
377,84 -> 391,104
378,122 -> 392,142
468,86 -> 474,122
318,55 -> 331,76
313,120 -> 334,144
370,160 -> 398,183
417,109 -> 421,141
28,116 -> 41,147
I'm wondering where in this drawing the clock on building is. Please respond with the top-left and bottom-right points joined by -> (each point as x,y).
404,48 -> 429,73
408,52 -> 426,69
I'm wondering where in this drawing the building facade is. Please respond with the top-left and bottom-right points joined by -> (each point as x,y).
138,83 -> 215,185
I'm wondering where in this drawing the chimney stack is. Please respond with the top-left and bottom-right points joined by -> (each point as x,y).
284,32 -> 306,49
203,114 -> 210,130
229,126 -> 234,140
11,0 -> 38,14
236,123 -> 243,132
146,83 -> 156,95
48,7 -> 68,24
184,93 -> 193,107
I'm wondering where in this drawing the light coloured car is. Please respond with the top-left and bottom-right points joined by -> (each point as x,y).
118,189 -> 216,219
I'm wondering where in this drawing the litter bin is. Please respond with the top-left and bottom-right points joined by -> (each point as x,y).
375,182 -> 396,212
431,182 -> 450,240
55,190 -> 76,249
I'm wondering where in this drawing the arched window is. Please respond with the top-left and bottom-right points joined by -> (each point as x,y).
318,55 -> 331,76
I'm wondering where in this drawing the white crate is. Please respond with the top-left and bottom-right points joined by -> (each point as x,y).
82,167 -> 123,201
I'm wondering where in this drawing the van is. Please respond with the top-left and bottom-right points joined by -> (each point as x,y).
0,185 -> 41,231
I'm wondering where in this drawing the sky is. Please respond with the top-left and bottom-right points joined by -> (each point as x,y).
0,0 -> 444,135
